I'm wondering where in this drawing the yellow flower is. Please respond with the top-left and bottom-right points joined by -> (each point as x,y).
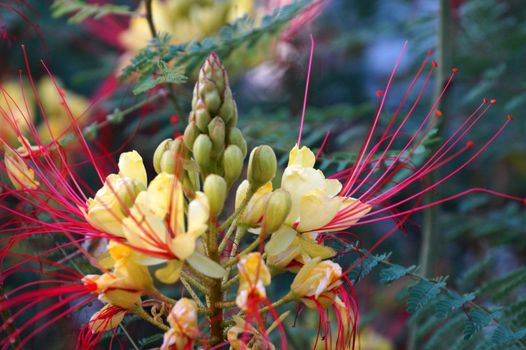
235,252 -> 271,310
282,144 -> 369,232
291,257 -> 342,308
85,151 -> 147,237
3,139 -> 39,190
119,0 -> 254,54
122,172 -> 209,283
83,242 -> 153,310
161,298 -> 198,350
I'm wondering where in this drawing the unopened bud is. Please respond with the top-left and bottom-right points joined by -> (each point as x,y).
203,174 -> 227,217
183,123 -> 199,150
223,145 -> 244,186
153,138 -> 172,174
195,102 -> 211,132
228,127 -> 247,156
218,87 -> 235,123
208,116 -> 226,153
247,145 -> 277,189
193,134 -> 212,170
201,52 -> 227,94
263,190 -> 292,233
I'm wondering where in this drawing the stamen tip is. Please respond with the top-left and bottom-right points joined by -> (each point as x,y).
483,98 -> 488,103
522,197 -> 526,205
431,60 -> 438,68
452,68 -> 458,73
376,90 -> 384,97
507,114 -> 513,121
466,140 -> 474,148
435,110 -> 443,118
490,99 -> 497,104
427,49 -> 433,55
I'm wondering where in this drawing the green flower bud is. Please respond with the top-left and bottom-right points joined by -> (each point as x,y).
218,87 -> 235,123
263,190 -> 292,233
195,102 -> 211,132
223,145 -> 244,186
208,117 -> 226,153
204,89 -> 221,114
228,127 -> 247,156
193,134 -> 212,170
247,145 -> 277,189
183,123 -> 199,150
203,174 -> 227,217
201,52 -> 227,94
153,138 -> 172,174
226,104 -> 238,128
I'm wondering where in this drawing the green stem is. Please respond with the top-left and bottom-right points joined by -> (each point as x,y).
223,235 -> 264,268
132,306 -> 169,332
179,277 -> 206,308
411,1 -> 453,348
181,271 -> 210,295
207,223 -> 224,346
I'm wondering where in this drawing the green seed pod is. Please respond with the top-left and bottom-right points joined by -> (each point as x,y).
208,117 -> 226,153
263,189 -> 292,234
183,122 -> 199,150
223,145 -> 244,186
247,145 -> 277,189
153,138 -> 172,174
195,102 -> 211,132
193,134 -> 212,169
203,174 -> 227,217
228,127 -> 247,156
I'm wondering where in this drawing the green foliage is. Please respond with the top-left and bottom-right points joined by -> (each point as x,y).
51,0 -> 131,23
379,264 -> 417,284
407,278 -> 447,314
133,61 -> 187,95
348,252 -> 391,283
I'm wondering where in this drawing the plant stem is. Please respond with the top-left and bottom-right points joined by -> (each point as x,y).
219,189 -> 254,232
179,277 -> 206,308
223,235 -> 264,268
207,223 -> 224,346
144,0 -> 157,38
411,0 -> 453,348
132,306 -> 169,332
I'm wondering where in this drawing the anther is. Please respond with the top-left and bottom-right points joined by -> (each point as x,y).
376,90 -> 384,97
507,114 -> 513,121
490,99 -> 497,104
466,140 -> 474,148
452,68 -> 458,73
432,60 -> 438,68
483,98 -> 488,103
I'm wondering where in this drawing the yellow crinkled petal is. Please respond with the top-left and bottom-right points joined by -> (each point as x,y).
325,178 -> 343,197
296,189 -> 342,232
4,147 -> 39,190
118,151 -> 147,185
338,197 -> 373,227
155,260 -> 183,284
288,144 -> 316,168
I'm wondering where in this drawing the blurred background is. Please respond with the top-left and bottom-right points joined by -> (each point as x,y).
1,0 -> 525,349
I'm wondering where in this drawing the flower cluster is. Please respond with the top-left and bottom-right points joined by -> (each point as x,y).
0,50 -> 521,350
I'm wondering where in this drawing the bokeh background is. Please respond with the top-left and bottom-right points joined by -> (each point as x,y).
1,0 -> 525,349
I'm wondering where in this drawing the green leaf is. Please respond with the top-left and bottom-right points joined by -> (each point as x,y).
187,252 -> 226,279
348,252 -> 391,283
463,308 -> 492,340
379,264 -> 418,284
51,0 -> 130,23
435,291 -> 475,319
407,278 -> 446,314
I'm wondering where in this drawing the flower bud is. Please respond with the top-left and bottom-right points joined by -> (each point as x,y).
153,138 -> 184,174
153,138 -> 172,174
194,101 -> 211,132
228,127 -> 247,156
201,52 -> 227,94
223,145 -> 244,186
183,122 -> 199,150
203,174 -> 227,217
208,116 -> 226,153
262,190 -> 292,233
247,145 -> 277,189
291,258 -> 342,299
244,193 -> 271,227
218,87 -> 235,123
193,134 -> 212,169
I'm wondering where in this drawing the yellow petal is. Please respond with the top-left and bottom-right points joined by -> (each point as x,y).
169,233 -> 196,261
187,191 -> 209,233
296,189 -> 342,232
155,260 -> 183,284
288,144 -> 316,168
118,151 -> 147,185
88,305 -> 126,333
